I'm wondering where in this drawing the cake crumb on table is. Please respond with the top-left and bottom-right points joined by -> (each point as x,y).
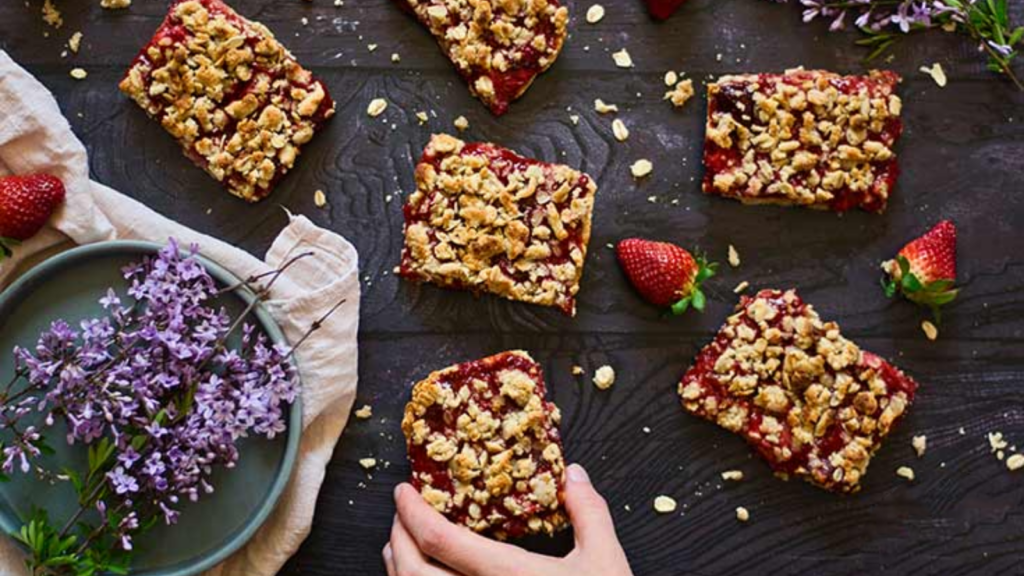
359,458 -> 377,470
630,159 -> 653,179
728,244 -> 740,267
721,470 -> 744,481
896,466 -> 915,481
593,365 -> 616,390
653,495 -> 677,514
735,506 -> 750,522
585,4 -> 605,24
367,98 -> 388,117
912,435 -> 927,458
664,79 -> 694,108
355,405 -> 373,419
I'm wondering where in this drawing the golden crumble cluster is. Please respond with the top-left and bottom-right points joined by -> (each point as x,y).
678,289 -> 919,493
401,350 -> 568,539
399,134 -> 597,316
119,0 -> 336,202
399,0 -> 569,115
703,69 -> 903,213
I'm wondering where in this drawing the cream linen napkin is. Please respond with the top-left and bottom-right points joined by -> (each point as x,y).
0,50 -> 360,575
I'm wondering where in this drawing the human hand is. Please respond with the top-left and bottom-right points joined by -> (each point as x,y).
383,463 -> 633,576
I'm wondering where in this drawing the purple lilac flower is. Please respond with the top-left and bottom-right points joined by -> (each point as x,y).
2,239 -> 300,541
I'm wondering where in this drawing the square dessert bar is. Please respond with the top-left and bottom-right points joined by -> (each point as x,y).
401,350 -> 568,539
119,0 -> 335,202
678,289 -> 919,493
399,134 -> 597,316
703,69 -> 903,212
396,0 -> 569,115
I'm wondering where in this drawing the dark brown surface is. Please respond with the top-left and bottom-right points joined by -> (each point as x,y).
3,1 -> 1024,574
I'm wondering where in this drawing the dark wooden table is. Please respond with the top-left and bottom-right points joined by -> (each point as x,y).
3,0 -> 1024,574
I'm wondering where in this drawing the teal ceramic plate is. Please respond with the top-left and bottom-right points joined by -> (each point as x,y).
0,241 -> 302,576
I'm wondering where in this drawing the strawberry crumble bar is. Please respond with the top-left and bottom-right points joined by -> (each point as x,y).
394,0 -> 569,115
399,134 -> 597,316
401,350 -> 568,539
678,289 -> 919,492
703,69 -> 902,212
119,0 -> 335,202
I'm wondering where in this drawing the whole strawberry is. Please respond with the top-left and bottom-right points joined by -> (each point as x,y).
0,174 -> 66,260
882,220 -> 958,320
642,0 -> 688,19
617,238 -> 716,315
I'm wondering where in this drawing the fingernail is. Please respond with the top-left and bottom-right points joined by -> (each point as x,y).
394,483 -> 404,501
567,463 -> 590,484
383,544 -> 393,560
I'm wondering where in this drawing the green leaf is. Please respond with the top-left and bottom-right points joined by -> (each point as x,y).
901,273 -> 924,293
671,298 -> 691,316
692,290 -> 707,312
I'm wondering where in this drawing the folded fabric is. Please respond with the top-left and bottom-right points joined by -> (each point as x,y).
0,50 -> 360,576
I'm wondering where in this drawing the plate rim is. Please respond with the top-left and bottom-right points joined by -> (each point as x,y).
0,240 -> 303,576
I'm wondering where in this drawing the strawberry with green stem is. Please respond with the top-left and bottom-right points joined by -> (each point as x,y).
616,238 -> 717,315
882,219 -> 958,322
0,174 -> 66,262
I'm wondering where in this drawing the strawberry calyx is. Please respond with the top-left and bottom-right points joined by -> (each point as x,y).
882,255 -> 958,321
670,256 -> 717,315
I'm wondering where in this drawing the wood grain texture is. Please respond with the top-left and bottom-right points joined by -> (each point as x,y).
2,0 -> 1024,574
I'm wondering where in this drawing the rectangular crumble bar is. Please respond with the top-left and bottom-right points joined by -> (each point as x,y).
399,134 -> 597,316
401,350 -> 568,540
678,289 -> 918,493
119,0 -> 335,202
703,69 -> 902,212
396,0 -> 568,115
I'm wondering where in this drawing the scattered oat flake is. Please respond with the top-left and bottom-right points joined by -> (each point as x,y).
69,68 -> 87,80
453,115 -> 469,131
354,405 -> 373,419
921,320 -> 938,341
733,280 -> 750,294
367,98 -> 388,117
314,189 -> 327,208
572,365 -> 584,376
100,0 -> 131,7
42,0 -> 63,28
630,159 -> 653,179
612,118 -> 629,142
664,70 -> 678,87
735,506 -> 750,522
415,111 -> 429,124
653,495 -> 677,514
912,435 -> 927,458
585,4 -> 605,24
593,365 -> 616,390
359,458 -> 377,470
989,431 -> 1008,453
1007,454 -> 1024,471
612,49 -> 633,68
68,31 -> 82,54
391,53 -> 401,63
728,244 -> 740,267
920,63 -> 947,87
569,114 -> 580,125
896,466 -> 915,481
721,470 -> 744,481
664,79 -> 695,109
367,43 -> 378,52
594,99 -> 618,114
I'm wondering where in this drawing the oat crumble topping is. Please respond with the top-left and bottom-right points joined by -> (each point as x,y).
585,4 -> 605,24
735,506 -> 750,522
678,289 -> 919,493
399,134 -> 597,316
921,320 -> 938,341
728,244 -> 741,267
101,0 -> 132,9
912,434 -> 927,457
612,48 -> 633,68
359,457 -> 378,470
399,0 -> 568,115
68,31 -> 82,53
895,465 -> 915,481
367,98 -> 388,117
42,0 -> 63,28
630,159 -> 653,178
69,67 -> 87,80
721,470 -> 744,481
703,69 -> 903,213
594,98 -> 618,114
454,115 -> 470,131
400,351 -> 567,539
1007,454 -> 1024,471
355,405 -> 373,419
118,0 -> 336,202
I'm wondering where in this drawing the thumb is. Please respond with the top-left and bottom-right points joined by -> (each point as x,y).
564,464 -> 618,549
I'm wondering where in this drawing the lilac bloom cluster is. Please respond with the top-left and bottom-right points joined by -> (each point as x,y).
1,240 -> 298,551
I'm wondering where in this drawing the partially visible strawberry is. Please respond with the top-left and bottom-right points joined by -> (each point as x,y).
617,238 -> 716,315
642,0 -> 688,20
0,174 -> 66,261
882,219 -> 958,321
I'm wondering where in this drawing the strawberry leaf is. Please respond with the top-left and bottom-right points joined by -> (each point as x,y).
692,290 -> 706,312
671,297 -> 692,316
